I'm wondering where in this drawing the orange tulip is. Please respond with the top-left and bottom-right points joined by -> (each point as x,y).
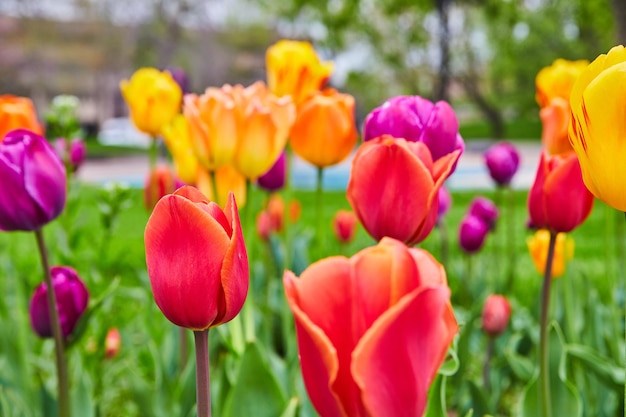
104,328 -> 121,359
144,186 -> 248,330
289,199 -> 301,223
539,97 -> 572,155
347,135 -> 460,246
119,68 -> 182,136
266,194 -> 285,233
527,151 -> 593,233
333,210 -> 357,244
266,40 -> 333,106
284,237 -> 457,417
290,89 -> 358,168
0,95 -> 43,140
196,165 -> 247,208
185,82 -> 295,179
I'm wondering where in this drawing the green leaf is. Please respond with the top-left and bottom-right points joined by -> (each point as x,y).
222,342 -> 287,417
565,344 -> 624,387
519,322 -> 582,417
439,335 -> 460,376
278,397 -> 299,417
423,374 -> 446,417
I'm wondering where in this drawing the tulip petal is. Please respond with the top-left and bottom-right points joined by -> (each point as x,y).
352,286 -> 457,417
287,257 -> 368,416
528,152 -> 548,228
284,268 -> 346,417
408,247 -> 448,287
214,192 -> 248,325
540,98 -> 571,155
145,194 -> 230,329
347,138 -> 434,244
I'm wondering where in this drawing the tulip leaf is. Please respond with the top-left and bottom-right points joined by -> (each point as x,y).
278,397 -> 299,417
504,333 -> 535,382
467,379 -> 491,417
291,232 -> 312,275
519,322 -> 582,417
423,374 -> 446,417
565,343 -> 625,387
222,342 -> 287,417
438,335 -> 460,376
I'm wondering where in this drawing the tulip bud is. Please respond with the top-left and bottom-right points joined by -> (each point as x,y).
257,151 -> 286,192
332,210 -> 357,244
29,266 -> 89,339
257,210 -> 272,242
289,200 -> 301,223
458,214 -> 490,254
0,129 -> 66,231
144,165 -> 180,211
267,194 -> 285,233
484,142 -> 520,186
105,328 -> 121,359
482,295 -> 512,336
468,197 -> 498,230
53,138 -> 87,173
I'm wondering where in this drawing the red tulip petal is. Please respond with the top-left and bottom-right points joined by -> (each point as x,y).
145,194 -> 230,329
350,238 -> 420,332
347,137 -> 433,244
544,153 -> 594,233
528,152 -> 548,228
284,270 -> 346,417
409,247 -> 448,287
174,185 -> 209,202
352,286 -> 457,417
213,192 -> 248,325
289,257 -> 368,416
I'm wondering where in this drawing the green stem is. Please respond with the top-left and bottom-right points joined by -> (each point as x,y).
210,170 -> 219,204
482,336 -> 495,393
539,230 -> 557,417
193,329 -> 211,417
505,185 -> 516,292
438,222 -> 449,266
315,167 -> 324,257
35,229 -> 70,417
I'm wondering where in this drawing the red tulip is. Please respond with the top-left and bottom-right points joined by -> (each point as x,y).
482,295 -> 512,337
332,210 -> 357,244
347,135 -> 460,246
284,238 -> 457,417
144,186 -> 248,330
143,165 -> 182,211
527,151 -> 593,233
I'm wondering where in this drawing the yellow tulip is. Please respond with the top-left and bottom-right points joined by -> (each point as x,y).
196,165 -> 247,208
161,115 -> 199,184
569,45 -> 626,211
266,40 -> 334,106
289,88 -> 358,168
535,59 -> 588,109
527,230 -> 574,278
120,68 -> 182,137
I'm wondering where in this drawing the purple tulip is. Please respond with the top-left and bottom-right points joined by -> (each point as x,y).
363,95 -> 465,162
469,197 -> 498,230
0,129 -> 66,231
29,266 -> 89,339
437,185 -> 452,224
53,138 -> 87,172
257,150 -> 286,192
484,142 -> 520,186
458,214 -> 490,253
166,66 -> 190,95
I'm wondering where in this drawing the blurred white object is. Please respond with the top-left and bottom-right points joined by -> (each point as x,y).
97,118 -> 151,148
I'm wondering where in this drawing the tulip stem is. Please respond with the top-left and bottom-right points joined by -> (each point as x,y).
194,329 -> 212,417
315,167 -> 324,257
539,230 -> 557,417
482,336 -> 495,393
34,228 -> 70,417
505,185 -> 517,292
149,136 -> 158,171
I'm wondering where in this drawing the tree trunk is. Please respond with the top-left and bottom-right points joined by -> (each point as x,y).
461,76 -> 505,139
434,0 -> 451,102
611,0 -> 626,45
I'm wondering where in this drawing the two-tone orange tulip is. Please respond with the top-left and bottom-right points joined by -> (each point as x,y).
196,165 -> 247,208
266,40 -> 333,106
144,186 -> 248,330
290,89 -> 358,168
527,151 -> 593,233
347,135 -> 460,246
120,68 -> 182,137
284,237 -> 457,417
185,82 -> 296,179
0,95 -> 43,140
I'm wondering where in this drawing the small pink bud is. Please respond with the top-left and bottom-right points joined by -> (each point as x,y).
482,295 -> 512,336
105,328 -> 121,359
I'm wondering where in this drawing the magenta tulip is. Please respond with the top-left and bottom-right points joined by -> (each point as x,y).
484,142 -> 520,186
257,150 -> 286,192
458,214 -> 490,254
468,197 -> 498,230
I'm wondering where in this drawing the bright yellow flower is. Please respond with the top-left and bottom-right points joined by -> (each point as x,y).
290,88 -> 358,168
535,59 -> 588,109
161,115 -> 199,184
119,68 -> 182,137
569,45 -> 626,211
266,40 -> 334,107
527,230 -> 574,278
196,165 -> 247,208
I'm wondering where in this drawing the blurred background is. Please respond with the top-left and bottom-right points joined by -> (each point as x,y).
0,0 -> 623,140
